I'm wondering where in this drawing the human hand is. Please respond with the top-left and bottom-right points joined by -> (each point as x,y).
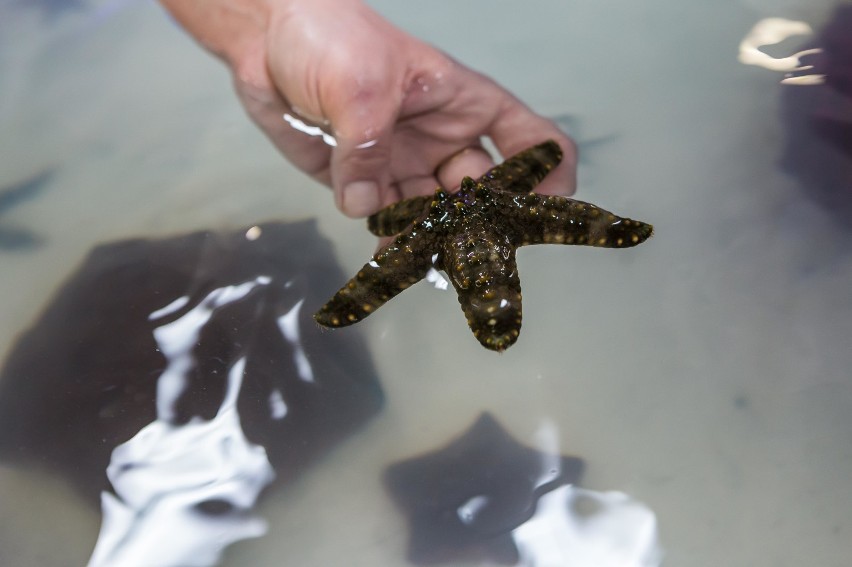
164,0 -> 578,218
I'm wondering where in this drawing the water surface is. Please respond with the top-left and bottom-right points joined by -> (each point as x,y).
1,0 -> 850,565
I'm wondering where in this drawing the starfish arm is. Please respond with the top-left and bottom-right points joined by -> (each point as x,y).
498,193 -> 654,248
367,195 -> 433,236
442,219 -> 523,352
314,225 -> 437,327
477,140 -> 562,194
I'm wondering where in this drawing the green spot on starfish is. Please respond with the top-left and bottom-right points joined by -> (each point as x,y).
314,140 -> 653,352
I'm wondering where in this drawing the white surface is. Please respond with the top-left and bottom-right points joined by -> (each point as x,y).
513,487 -> 662,567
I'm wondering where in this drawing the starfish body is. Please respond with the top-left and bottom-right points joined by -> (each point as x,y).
314,140 -> 653,351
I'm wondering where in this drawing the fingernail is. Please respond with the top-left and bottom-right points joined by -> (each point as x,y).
342,181 -> 380,217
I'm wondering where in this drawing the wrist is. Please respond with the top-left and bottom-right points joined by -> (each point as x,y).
159,0 -> 272,67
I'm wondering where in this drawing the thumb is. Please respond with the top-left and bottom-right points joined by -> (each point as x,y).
327,86 -> 399,218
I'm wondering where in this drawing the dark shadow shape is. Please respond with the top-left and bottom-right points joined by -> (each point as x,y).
779,4 -> 852,226
2,0 -> 88,20
0,219 -> 384,502
0,169 -> 54,251
384,413 -> 584,565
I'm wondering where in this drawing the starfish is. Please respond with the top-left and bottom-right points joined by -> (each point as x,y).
314,140 -> 653,351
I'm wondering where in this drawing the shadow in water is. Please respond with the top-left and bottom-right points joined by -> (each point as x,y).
0,168 -> 54,251
551,113 -> 618,166
0,219 -> 384,564
0,215 -> 662,565
384,413 -> 662,566
1,0 -> 88,19
385,412 -> 585,565
780,4 -> 852,226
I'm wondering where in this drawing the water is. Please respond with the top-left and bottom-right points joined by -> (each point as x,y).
1,0 -> 851,565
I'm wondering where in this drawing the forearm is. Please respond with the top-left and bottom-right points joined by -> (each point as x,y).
158,0 -> 273,67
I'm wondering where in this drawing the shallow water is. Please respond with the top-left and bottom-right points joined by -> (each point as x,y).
1,0 -> 851,566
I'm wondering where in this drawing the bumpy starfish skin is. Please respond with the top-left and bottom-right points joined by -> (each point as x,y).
314,140 -> 653,351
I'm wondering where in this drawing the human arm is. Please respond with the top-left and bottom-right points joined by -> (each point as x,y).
158,0 -> 578,217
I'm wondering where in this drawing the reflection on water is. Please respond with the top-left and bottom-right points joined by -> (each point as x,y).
514,487 -> 661,567
738,17 -> 824,84
89,355 -> 274,566
88,277 -> 293,565
777,5 -> 852,224
737,8 -> 852,225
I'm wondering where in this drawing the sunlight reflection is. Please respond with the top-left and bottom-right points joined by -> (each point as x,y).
88,280 -> 279,567
283,112 -> 338,146
738,17 -> 825,85
513,486 -> 663,567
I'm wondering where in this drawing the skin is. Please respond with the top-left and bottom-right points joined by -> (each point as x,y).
158,0 -> 577,218
314,141 -> 654,352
